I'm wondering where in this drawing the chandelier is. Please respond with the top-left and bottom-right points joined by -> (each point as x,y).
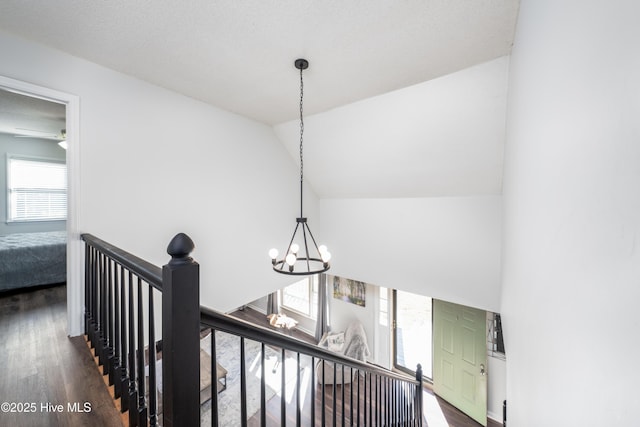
269,58 -> 331,275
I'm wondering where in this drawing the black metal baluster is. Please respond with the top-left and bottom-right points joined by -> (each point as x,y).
341,364 -> 345,427
399,380 -> 403,426
102,253 -> 110,369
399,380 -> 402,426
211,330 -> 219,427
281,348 -> 286,426
148,286 -> 157,427
119,265 -> 129,413
98,252 -> 106,366
322,360 -> 326,427
128,271 -> 138,427
113,262 -> 122,399
408,382 -> 412,425
136,277 -> 147,425
416,364 -> 423,427
295,353 -> 301,427
92,246 -> 99,348
95,250 -> 101,354
395,379 -> 398,425
363,371 -> 367,427
400,381 -> 407,423
85,245 -> 91,341
403,382 -> 406,426
84,242 -> 90,335
350,367 -> 353,426
408,381 -> 412,426
404,381 -> 408,425
375,375 -> 378,427
384,377 -> 388,427
107,258 -> 115,386
241,337 -> 247,427
311,356 -> 315,427
391,379 -> 395,425
260,342 -> 266,427
368,373 -> 372,427
332,362 -> 337,427
357,369 -> 360,427
392,378 -> 396,427
86,245 -> 95,345
408,381 -> 411,425
411,381 -> 416,426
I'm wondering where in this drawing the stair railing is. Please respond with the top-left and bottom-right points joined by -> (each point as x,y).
82,233 -> 423,427
201,307 -> 424,427
83,232 -> 200,427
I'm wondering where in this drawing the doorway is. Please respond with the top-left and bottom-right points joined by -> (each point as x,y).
393,289 -> 433,379
0,75 -> 81,335
433,299 -> 487,426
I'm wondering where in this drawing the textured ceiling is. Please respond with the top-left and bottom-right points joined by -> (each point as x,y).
0,1 -> 519,198
0,88 -> 66,140
0,0 -> 519,125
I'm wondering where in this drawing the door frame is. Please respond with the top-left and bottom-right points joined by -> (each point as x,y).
0,75 -> 82,336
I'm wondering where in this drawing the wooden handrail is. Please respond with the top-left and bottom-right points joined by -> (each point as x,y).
82,233 -> 162,290
200,305 -> 420,385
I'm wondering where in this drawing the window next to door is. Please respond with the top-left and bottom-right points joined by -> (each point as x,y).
487,312 -> 506,360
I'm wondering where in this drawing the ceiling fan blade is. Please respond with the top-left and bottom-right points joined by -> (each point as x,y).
14,134 -> 63,140
13,127 -> 64,140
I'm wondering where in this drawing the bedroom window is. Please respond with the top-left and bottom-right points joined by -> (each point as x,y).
280,276 -> 318,319
7,156 -> 67,222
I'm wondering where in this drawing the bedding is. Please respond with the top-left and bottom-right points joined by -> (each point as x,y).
0,231 -> 66,292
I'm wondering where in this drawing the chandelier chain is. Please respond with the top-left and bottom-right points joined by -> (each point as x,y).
299,66 -> 304,185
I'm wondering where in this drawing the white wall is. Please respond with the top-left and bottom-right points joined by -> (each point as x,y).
274,56 -> 509,199
320,196 -> 502,313
502,0 -> 640,425
487,356 -> 506,423
0,30 -> 310,327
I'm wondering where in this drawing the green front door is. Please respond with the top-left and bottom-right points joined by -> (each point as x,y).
433,299 -> 487,426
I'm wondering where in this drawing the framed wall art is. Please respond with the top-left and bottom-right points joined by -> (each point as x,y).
332,275 -> 366,307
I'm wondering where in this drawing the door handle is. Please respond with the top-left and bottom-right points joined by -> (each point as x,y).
480,364 -> 485,376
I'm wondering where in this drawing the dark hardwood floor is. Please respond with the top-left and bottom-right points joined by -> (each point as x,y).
0,284 -> 123,427
231,306 -> 502,427
0,287 -> 501,427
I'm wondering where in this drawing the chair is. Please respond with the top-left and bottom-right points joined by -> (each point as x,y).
316,320 -> 371,385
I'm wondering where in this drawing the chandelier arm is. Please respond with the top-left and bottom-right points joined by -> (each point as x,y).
301,222 -> 311,272
304,223 -> 323,258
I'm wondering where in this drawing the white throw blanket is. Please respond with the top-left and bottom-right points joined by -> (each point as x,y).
342,321 -> 371,362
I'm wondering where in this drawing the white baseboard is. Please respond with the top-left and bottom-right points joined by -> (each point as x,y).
246,303 -> 266,314
488,410 -> 503,425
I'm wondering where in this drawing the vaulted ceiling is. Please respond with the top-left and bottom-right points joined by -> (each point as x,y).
0,0 -> 519,198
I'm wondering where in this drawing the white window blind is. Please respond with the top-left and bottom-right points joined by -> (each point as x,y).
7,157 -> 67,222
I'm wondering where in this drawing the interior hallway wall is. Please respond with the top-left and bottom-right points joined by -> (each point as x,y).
502,0 -> 640,424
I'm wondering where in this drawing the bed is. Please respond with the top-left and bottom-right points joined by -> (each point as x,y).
0,231 -> 67,292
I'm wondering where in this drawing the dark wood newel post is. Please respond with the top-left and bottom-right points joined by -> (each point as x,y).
162,233 -> 200,427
